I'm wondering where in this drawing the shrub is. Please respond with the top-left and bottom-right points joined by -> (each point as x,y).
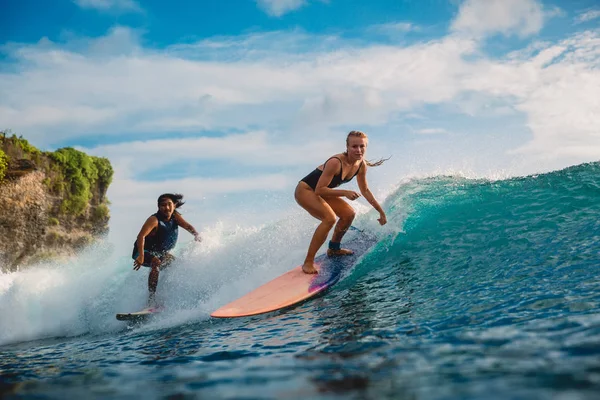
60,195 -> 89,216
92,203 -> 110,222
50,148 -> 98,216
10,134 -> 41,156
94,157 -> 114,187
53,180 -> 65,194
0,149 -> 8,182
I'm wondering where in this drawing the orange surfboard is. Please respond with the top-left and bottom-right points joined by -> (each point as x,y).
211,236 -> 375,318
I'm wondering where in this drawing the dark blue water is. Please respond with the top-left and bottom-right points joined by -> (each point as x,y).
2,162 -> 600,399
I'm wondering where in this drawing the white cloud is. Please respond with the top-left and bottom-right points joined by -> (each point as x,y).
256,0 -> 307,17
0,28 -> 480,146
167,30 -> 336,60
463,31 -> 600,160
575,10 -> 600,24
85,131 -> 340,177
1,18 -> 599,183
109,174 -> 289,205
73,0 -> 142,13
417,128 -> 448,135
451,0 -> 545,39
369,22 -> 416,37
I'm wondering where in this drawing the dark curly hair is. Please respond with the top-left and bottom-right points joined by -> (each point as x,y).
157,193 -> 185,208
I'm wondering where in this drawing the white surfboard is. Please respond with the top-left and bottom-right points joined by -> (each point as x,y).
116,306 -> 162,321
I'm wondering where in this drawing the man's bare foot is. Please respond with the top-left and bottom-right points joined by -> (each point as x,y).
302,262 -> 318,274
327,248 -> 354,257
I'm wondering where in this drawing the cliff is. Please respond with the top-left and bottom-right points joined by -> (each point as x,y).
0,132 -> 114,271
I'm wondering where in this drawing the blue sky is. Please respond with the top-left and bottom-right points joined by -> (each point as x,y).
2,0 -> 600,239
3,1 -> 455,46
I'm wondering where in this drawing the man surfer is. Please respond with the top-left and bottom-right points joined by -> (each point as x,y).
132,193 -> 201,306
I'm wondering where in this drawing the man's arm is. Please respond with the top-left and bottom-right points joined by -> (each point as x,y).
134,216 -> 158,269
173,212 -> 201,242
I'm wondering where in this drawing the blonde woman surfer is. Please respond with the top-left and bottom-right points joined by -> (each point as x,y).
295,131 -> 387,274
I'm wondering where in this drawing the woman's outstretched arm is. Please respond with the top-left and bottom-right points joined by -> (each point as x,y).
357,165 -> 387,225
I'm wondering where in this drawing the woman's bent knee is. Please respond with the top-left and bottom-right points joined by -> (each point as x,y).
322,214 -> 337,228
338,209 -> 356,222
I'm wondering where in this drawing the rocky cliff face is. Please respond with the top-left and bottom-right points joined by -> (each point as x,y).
0,134 -> 113,271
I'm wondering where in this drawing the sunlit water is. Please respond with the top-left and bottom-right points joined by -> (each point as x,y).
1,162 -> 600,399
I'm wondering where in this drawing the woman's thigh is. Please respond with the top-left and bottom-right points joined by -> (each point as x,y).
295,183 -> 335,221
323,196 -> 355,219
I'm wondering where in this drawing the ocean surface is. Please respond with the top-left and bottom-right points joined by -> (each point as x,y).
1,162 -> 600,399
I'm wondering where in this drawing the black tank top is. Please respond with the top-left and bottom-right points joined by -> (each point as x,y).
132,212 -> 179,256
300,157 -> 363,190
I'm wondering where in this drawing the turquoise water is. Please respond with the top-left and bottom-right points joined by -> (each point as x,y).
1,162 -> 600,399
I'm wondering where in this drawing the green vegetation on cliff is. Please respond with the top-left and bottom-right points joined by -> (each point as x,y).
0,131 -> 114,270
0,131 -> 114,217
13,135 -> 41,156
50,147 -> 113,215
0,149 -> 7,181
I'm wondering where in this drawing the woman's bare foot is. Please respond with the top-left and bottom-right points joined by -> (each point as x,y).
326,248 -> 354,257
302,262 -> 318,274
